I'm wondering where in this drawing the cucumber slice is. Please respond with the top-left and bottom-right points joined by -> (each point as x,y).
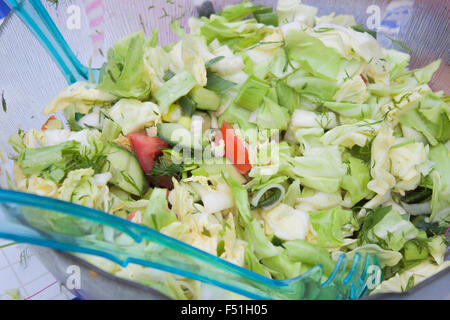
102,119 -> 122,141
157,122 -> 205,151
103,143 -> 146,196
157,123 -> 192,148
190,87 -> 221,111
179,95 -> 197,117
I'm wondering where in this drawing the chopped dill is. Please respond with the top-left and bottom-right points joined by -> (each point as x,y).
387,36 -> 413,53
150,159 -> 184,182
1,90 -> 6,113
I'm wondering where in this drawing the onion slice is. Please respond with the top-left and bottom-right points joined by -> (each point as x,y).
251,184 -> 286,211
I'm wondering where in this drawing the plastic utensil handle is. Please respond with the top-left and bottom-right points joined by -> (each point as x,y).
0,189 -> 315,300
4,0 -> 89,83
0,191 -> 375,300
0,0 -> 11,20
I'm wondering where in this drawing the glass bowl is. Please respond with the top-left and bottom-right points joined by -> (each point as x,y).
0,0 -> 448,300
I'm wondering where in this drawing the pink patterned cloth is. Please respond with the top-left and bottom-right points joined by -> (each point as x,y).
82,0 -> 105,57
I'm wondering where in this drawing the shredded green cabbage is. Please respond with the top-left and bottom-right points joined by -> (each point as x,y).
8,0 -> 449,300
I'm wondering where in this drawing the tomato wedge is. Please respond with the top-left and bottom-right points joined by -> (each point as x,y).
220,121 -> 252,174
128,132 -> 168,175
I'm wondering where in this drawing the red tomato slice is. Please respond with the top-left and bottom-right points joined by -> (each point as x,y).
128,132 -> 168,175
361,74 -> 368,84
41,116 -> 56,130
127,211 -> 137,221
220,121 -> 252,174
127,211 -> 143,224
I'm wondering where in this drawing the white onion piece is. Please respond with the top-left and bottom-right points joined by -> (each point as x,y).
202,191 -> 234,214
94,172 -> 112,186
78,111 -> 104,129
209,112 -> 218,129
190,115 -> 204,135
251,184 -> 286,211
280,21 -> 302,39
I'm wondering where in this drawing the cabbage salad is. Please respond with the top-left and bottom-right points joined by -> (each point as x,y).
6,0 -> 449,299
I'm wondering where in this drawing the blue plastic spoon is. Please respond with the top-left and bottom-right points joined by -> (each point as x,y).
0,189 -> 379,300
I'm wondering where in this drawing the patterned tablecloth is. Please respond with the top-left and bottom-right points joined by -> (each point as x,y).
0,239 -> 75,300
0,0 -> 74,301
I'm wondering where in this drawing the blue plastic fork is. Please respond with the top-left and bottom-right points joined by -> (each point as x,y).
0,0 -> 381,300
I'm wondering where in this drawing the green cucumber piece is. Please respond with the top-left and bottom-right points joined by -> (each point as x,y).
103,143 -> 145,196
157,123 -> 193,148
157,122 -> 206,152
179,95 -> 197,117
190,87 -> 221,111
102,119 -> 122,141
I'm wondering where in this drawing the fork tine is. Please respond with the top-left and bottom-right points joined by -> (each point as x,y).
302,265 -> 324,300
342,252 -> 366,299
318,253 -> 348,299
360,252 -> 373,281
358,253 -> 383,298
343,252 -> 362,284
355,253 -> 373,298
322,253 -> 348,287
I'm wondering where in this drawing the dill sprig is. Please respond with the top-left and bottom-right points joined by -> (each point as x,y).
139,14 -> 146,33
357,205 -> 392,246
0,242 -> 18,249
120,171 -> 142,196
386,36 -> 413,53
149,159 -> 184,181
66,153 -> 107,174
351,24 -> 377,39
348,142 -> 373,164
1,90 -> 6,113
